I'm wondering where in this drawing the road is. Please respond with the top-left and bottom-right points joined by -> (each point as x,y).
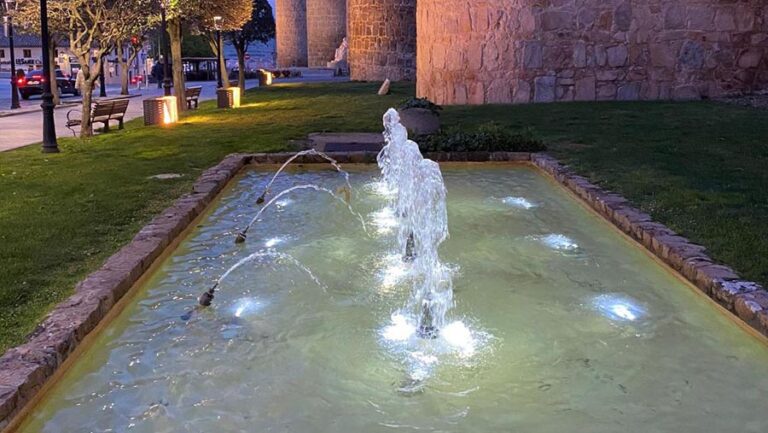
0,79 -> 258,152
0,77 -> 87,110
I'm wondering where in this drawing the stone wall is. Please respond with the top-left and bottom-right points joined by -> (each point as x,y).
276,0 -> 308,67
347,0 -> 417,81
307,0 -> 347,67
417,0 -> 768,104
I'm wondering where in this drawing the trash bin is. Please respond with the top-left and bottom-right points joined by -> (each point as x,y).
217,87 -> 241,109
258,69 -> 273,86
144,96 -> 178,125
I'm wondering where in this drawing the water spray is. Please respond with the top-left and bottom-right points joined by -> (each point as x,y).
235,184 -> 368,244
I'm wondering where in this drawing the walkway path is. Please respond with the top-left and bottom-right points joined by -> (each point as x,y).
0,80 -> 258,152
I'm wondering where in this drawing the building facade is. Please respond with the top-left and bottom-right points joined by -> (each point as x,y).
274,0 -> 768,103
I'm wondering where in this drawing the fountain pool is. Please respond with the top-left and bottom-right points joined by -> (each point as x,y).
13,165 -> 768,433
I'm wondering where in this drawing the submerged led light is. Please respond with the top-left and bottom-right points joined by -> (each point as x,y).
232,298 -> 263,318
371,207 -> 399,235
502,196 -> 535,209
593,294 -> 646,323
264,237 -> 282,248
382,313 -> 416,341
441,321 -> 477,357
539,234 -> 579,251
367,180 -> 397,197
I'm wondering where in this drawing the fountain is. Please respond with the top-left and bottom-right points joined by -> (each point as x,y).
19,109 -> 768,433
377,109 -> 453,339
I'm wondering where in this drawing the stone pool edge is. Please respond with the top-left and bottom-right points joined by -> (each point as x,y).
1,150 -> 766,431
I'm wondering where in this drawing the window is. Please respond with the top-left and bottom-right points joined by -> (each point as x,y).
23,49 -> 32,58
0,49 -> 5,59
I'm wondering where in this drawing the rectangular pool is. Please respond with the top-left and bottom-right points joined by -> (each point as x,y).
15,165 -> 768,433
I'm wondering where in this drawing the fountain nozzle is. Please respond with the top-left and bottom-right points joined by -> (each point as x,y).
235,232 -> 248,244
417,299 -> 439,339
404,232 -> 416,262
198,283 -> 218,307
256,194 -> 266,205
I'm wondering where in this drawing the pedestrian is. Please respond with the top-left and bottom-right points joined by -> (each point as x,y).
74,68 -> 85,96
151,60 -> 163,89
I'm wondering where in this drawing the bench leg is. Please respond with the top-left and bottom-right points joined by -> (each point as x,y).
102,121 -> 110,133
119,119 -> 124,130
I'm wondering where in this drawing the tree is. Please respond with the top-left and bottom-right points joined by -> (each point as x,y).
227,0 -> 274,92
162,0 -> 251,111
16,0 -> 152,137
14,0 -> 69,105
198,0 -> 252,89
111,0 -> 154,95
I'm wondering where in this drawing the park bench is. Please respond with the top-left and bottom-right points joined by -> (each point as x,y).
185,86 -> 202,109
66,98 -> 130,136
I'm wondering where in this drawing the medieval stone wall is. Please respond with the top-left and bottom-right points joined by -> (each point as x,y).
417,0 -> 768,104
276,0 -> 308,67
307,0 -> 347,67
348,0 -> 417,81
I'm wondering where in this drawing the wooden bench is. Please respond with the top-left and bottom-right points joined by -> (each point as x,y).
66,98 -> 130,135
185,86 -> 202,109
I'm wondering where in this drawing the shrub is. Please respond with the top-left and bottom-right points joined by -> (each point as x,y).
417,122 -> 547,153
399,97 -> 443,116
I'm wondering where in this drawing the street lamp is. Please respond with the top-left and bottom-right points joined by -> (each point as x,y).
4,0 -> 20,110
39,0 -> 58,153
213,15 -> 223,89
160,0 -> 171,97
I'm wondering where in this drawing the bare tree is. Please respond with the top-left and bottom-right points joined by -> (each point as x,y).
227,0 -> 274,92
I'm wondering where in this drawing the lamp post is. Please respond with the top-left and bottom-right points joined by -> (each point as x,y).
99,54 -> 107,97
213,15 -> 223,89
40,0 -> 58,153
160,0 -> 171,97
4,1 -> 19,109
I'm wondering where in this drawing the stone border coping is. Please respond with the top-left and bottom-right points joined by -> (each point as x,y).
1,150 -> 766,431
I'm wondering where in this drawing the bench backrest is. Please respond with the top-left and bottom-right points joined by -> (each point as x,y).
110,99 -> 130,117
186,86 -> 202,98
91,101 -> 115,119
91,98 -> 130,120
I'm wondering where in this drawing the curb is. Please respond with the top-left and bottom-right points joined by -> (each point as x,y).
0,93 -> 143,119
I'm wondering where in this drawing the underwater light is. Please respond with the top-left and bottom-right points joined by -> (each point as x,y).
371,207 -> 398,235
594,294 -> 646,323
502,196 -> 535,209
540,234 -> 579,251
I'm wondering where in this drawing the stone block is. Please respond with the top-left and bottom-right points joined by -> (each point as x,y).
607,45 -> 628,67
534,76 -> 557,103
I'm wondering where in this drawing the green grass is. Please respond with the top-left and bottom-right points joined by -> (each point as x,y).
441,101 -> 768,290
1,81 -> 767,353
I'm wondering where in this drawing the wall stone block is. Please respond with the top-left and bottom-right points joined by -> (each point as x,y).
417,0 -> 768,104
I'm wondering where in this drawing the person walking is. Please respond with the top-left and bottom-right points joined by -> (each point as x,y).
151,60 -> 163,89
74,68 -> 85,96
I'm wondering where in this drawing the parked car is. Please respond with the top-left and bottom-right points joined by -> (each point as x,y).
17,70 -> 79,100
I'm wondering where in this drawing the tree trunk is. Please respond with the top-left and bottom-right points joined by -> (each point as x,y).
219,42 -> 229,89
117,43 -> 129,95
48,40 -> 60,106
168,18 -> 186,112
236,45 -> 246,93
209,36 -> 229,89
80,80 -> 94,138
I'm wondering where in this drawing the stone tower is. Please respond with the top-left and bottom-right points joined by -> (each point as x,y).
347,0 -> 417,81
417,0 -> 768,104
306,0 -> 347,67
276,0 -> 308,67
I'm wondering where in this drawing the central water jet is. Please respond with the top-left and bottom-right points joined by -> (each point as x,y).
378,109 -> 453,339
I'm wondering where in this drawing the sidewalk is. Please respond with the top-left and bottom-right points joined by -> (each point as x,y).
0,80 -> 258,152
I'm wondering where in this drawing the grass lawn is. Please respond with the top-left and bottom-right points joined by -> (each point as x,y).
1,81 -> 767,352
